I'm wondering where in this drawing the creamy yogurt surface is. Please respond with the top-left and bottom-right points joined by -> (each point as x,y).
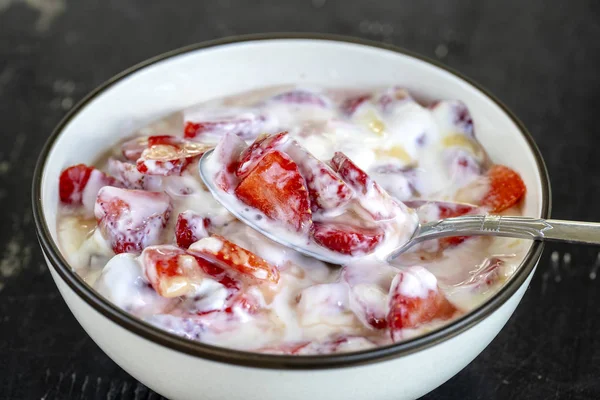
56,85 -> 527,354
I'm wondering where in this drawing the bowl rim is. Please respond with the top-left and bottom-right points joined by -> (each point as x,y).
32,33 -> 551,370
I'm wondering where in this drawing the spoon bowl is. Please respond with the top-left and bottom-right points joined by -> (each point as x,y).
200,149 -> 600,263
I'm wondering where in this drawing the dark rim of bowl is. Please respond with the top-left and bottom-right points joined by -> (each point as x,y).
32,33 -> 551,370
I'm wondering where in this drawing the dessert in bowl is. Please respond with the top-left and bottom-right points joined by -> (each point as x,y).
33,35 -> 550,400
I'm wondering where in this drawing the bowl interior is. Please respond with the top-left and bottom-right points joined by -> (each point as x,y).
37,37 -> 546,353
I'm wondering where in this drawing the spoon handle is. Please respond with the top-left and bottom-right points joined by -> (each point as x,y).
387,215 -> 600,261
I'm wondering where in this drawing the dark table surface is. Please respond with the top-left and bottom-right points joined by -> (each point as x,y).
1,0 -> 600,398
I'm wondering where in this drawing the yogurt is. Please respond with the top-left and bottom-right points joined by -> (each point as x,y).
56,85 -> 527,354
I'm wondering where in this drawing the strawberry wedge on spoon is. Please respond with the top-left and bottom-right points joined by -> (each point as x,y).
200,133 -> 599,264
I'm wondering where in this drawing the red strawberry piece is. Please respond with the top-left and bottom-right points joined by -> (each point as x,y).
141,245 -> 239,299
330,152 -> 401,220
95,187 -> 172,254
340,94 -> 372,116
234,150 -> 312,232
107,158 -> 161,191
236,131 -> 290,179
286,141 -> 353,211
480,165 -> 526,213
175,211 -> 210,249
121,136 -> 149,161
387,266 -> 456,340
225,293 -> 261,315
312,221 -> 384,256
136,135 -> 210,176
188,235 -> 279,283
183,111 -> 268,140
141,245 -> 192,297
211,132 -> 248,192
192,254 -> 241,292
59,164 -> 119,214
59,164 -> 93,204
270,90 -> 330,107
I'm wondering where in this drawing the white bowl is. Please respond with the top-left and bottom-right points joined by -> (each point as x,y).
32,34 -> 550,400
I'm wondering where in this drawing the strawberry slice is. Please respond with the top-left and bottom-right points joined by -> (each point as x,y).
236,132 -> 290,179
183,109 -> 269,140
121,136 -> 149,161
212,132 -> 248,192
59,164 -> 120,217
141,245 -> 195,297
188,235 -> 279,283
175,211 -> 210,249
312,221 -> 384,256
95,187 -> 172,254
480,165 -> 526,213
108,158 -> 161,191
270,90 -> 330,108
387,266 -> 456,340
330,152 -> 401,221
136,135 -> 210,176
141,245 -> 240,300
340,94 -> 372,116
286,141 -> 353,211
234,150 -> 312,232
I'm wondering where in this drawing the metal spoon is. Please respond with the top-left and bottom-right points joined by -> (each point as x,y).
200,149 -> 600,264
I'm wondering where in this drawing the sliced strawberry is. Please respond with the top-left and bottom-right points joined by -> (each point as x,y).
481,165 -> 526,213
312,221 -> 384,256
183,110 -> 269,140
330,152 -> 401,220
175,211 -> 210,249
387,266 -> 456,340
212,132 -> 248,192
270,90 -> 330,107
235,132 -> 290,179
192,254 -> 241,291
234,150 -> 312,232
95,187 -> 172,254
59,164 -> 113,204
340,94 -> 372,116
141,245 -> 239,300
285,141 -> 353,211
188,235 -> 279,283
136,135 -> 210,176
121,136 -> 149,161
141,245 -> 193,297
108,158 -> 161,191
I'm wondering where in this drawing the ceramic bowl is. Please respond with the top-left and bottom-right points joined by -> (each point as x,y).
32,34 -> 550,400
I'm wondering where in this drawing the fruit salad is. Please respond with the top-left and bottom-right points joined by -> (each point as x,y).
57,85 -> 527,354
